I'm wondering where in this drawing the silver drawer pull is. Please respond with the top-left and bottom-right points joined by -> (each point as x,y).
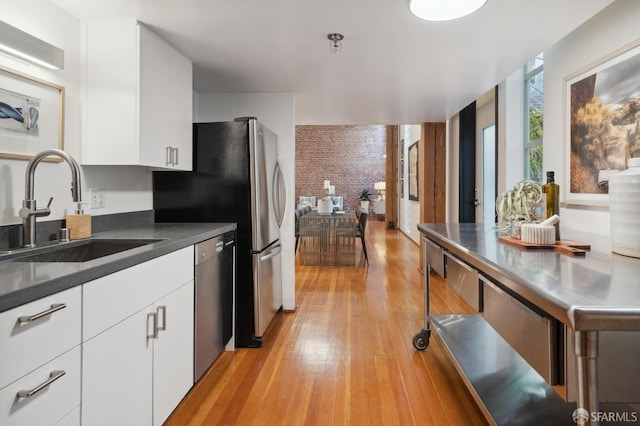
18,303 -> 66,324
17,370 -> 66,400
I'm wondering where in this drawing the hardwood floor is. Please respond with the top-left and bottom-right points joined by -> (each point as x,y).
166,220 -> 487,425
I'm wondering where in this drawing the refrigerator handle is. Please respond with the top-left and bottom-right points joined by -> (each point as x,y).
260,242 -> 282,261
272,161 -> 286,228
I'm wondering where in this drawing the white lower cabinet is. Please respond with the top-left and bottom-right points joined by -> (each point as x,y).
0,347 -> 81,426
82,308 -> 153,426
82,280 -> 194,426
0,286 -> 81,389
152,282 -> 194,425
0,246 -> 195,425
82,247 -> 195,426
0,285 -> 81,426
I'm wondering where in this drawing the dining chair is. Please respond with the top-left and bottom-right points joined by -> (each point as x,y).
294,208 -> 302,252
298,196 -> 316,208
356,211 -> 368,263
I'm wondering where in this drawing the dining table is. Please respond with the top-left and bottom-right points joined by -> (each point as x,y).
299,210 -> 357,266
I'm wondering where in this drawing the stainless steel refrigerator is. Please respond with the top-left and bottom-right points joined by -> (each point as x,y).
153,117 -> 286,348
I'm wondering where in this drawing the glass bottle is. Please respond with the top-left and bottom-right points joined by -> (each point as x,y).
542,171 -> 560,240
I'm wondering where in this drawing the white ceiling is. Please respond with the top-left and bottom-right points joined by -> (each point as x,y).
52,0 -> 614,125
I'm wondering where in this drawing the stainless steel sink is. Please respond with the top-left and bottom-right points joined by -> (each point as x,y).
6,239 -> 163,263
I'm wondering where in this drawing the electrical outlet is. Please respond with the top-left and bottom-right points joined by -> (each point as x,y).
90,189 -> 105,209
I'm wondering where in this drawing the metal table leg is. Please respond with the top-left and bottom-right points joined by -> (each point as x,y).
413,237 -> 431,350
574,330 -> 599,426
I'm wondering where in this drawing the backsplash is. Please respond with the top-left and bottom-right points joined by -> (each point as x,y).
0,210 -> 154,250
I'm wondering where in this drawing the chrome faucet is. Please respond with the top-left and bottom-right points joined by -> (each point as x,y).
19,149 -> 82,247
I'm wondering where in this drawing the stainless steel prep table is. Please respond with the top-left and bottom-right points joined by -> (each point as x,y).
416,223 -> 640,426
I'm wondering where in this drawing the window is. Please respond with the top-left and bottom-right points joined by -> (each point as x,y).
524,53 -> 543,182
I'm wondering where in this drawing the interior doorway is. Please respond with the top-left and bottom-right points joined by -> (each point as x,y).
477,124 -> 496,223
474,88 -> 497,224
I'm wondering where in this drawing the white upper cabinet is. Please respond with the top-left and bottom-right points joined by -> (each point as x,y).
83,21 -> 193,170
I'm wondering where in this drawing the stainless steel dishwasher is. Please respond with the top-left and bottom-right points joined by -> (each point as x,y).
194,231 -> 235,382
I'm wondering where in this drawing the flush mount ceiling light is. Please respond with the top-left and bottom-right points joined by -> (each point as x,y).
409,0 -> 487,21
327,33 -> 344,54
0,21 -> 64,69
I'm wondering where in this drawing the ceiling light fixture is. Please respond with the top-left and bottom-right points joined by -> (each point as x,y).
409,0 -> 487,21
327,33 -> 344,54
0,21 -> 64,69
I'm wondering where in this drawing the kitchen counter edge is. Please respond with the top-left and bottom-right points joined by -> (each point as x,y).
0,222 -> 236,313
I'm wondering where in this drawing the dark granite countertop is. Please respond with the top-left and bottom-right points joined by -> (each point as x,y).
0,222 -> 235,313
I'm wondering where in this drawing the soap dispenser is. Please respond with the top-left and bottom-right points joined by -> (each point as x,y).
66,202 -> 91,240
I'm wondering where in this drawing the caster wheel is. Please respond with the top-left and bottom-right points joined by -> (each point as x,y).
413,331 -> 429,350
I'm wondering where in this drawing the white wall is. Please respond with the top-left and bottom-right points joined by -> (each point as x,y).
197,92 -> 297,310
544,0 -> 637,236
0,0 -> 153,227
498,68 -> 525,193
398,125 -> 421,244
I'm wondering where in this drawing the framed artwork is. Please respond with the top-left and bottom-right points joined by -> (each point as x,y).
399,138 -> 405,179
0,65 -> 64,161
408,140 -> 419,201
565,41 -> 640,205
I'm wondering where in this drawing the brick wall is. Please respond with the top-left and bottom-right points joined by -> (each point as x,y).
295,125 -> 386,211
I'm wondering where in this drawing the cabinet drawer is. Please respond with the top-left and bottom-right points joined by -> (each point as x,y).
481,276 -> 556,384
424,237 -> 445,277
0,287 -> 81,388
443,252 -> 480,311
0,346 -> 81,426
83,246 -> 194,341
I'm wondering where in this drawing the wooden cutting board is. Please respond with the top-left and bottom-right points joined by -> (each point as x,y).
498,236 -> 591,256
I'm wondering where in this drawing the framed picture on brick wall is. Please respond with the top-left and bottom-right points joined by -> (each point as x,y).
408,141 -> 418,201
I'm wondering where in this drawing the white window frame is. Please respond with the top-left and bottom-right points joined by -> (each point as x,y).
524,54 -> 544,182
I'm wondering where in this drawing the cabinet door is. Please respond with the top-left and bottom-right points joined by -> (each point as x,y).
152,280 -> 194,426
169,47 -> 193,171
139,24 -> 172,168
84,20 -> 193,169
82,309 -> 153,426
83,21 -> 139,165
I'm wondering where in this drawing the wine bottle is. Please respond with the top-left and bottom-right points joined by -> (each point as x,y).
542,171 -> 560,240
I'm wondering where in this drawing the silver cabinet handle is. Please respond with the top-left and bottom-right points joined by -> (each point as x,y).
165,146 -> 172,166
18,303 -> 66,324
147,312 -> 158,339
17,370 -> 66,400
157,306 -> 167,332
172,147 -> 179,166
